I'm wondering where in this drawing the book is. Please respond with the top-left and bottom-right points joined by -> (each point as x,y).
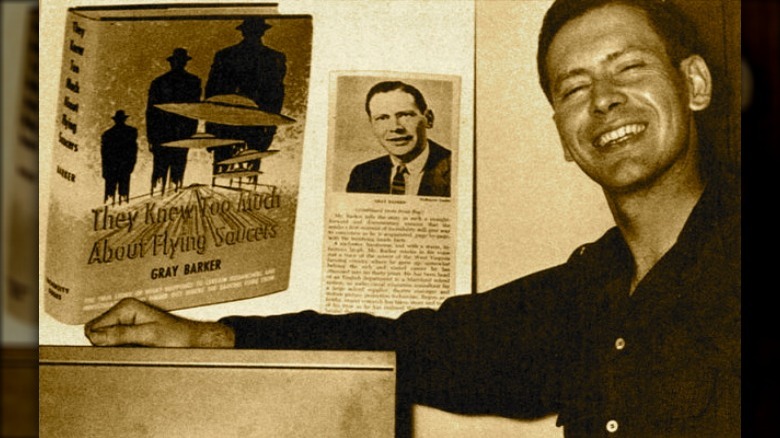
43,4 -> 313,324
2,2 -> 39,333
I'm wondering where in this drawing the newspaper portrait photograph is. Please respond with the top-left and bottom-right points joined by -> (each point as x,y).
322,72 -> 464,318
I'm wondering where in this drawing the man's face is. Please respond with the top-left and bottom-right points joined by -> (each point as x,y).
547,4 -> 707,193
368,89 -> 433,162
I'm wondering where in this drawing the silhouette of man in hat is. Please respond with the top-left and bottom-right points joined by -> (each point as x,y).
100,110 -> 138,205
205,17 -> 287,181
146,48 -> 202,196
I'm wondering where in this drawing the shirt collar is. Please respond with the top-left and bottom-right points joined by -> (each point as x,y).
390,141 -> 430,176
594,175 -> 739,299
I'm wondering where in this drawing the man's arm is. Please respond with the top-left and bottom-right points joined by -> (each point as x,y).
216,267 -> 573,418
84,263 -> 575,419
85,298 -> 235,348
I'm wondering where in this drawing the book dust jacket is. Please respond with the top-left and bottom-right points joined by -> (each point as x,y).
44,4 -> 312,324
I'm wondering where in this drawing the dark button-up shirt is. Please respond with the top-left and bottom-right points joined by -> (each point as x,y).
220,176 -> 740,437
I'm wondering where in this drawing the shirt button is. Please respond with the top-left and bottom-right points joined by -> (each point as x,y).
615,337 -> 626,350
606,419 -> 619,433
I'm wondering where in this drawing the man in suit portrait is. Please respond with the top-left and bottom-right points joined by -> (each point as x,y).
346,81 -> 451,197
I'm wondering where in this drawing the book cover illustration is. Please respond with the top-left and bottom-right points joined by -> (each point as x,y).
44,5 -> 312,324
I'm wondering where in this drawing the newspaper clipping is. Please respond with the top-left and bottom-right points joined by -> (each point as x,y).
322,73 -> 461,317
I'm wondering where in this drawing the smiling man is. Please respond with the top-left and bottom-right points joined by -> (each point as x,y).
85,1 -> 739,436
345,81 -> 451,197
542,0 -> 716,292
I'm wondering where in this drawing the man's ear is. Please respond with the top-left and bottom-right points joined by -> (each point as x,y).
424,109 -> 434,128
681,55 -> 712,112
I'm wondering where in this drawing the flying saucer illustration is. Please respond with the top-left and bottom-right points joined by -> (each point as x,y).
216,149 -> 279,165
155,94 -> 296,126
161,133 -> 245,149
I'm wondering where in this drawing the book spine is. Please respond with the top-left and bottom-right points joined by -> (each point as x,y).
4,6 -> 38,325
43,10 -> 93,325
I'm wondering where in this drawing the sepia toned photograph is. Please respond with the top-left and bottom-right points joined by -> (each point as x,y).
29,0 -> 748,437
321,73 -> 463,319
331,74 -> 458,198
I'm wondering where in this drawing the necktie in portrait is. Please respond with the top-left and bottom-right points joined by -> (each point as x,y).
391,164 -> 407,195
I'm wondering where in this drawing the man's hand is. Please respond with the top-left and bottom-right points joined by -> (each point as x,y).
84,298 -> 235,348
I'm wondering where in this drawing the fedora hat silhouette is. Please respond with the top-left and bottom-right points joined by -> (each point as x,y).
167,48 -> 192,62
112,110 -> 129,122
236,17 -> 272,33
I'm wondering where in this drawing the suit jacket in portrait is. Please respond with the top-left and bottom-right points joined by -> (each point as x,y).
346,140 -> 451,197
